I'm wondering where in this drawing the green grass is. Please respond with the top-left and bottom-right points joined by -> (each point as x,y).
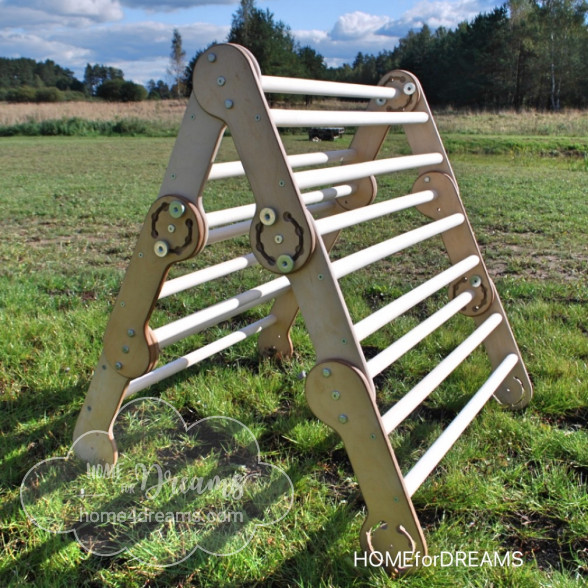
1,126 -> 587,587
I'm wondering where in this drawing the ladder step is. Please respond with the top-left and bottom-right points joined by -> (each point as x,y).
403,353 -> 519,497
262,75 -> 400,100
270,109 -> 429,128
295,153 -> 443,190
382,313 -> 504,434
332,214 -> 465,278
209,149 -> 356,181
366,291 -> 475,379
126,315 -> 277,398
354,255 -> 480,341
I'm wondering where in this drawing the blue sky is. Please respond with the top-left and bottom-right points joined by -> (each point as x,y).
0,0 -> 502,85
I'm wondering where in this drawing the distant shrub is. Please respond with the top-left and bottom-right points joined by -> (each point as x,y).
7,86 -> 37,102
35,87 -> 65,102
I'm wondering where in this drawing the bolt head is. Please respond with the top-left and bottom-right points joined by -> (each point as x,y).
338,414 -> 348,424
277,254 -> 294,273
403,82 -> 417,95
169,201 -> 185,218
274,234 -> 284,244
115,362 -> 123,370
225,99 -> 234,109
217,76 -> 226,86
259,207 -> 277,226
167,224 -> 176,233
331,390 -> 341,400
154,240 -> 169,258
471,275 -> 482,288
127,329 -> 136,337
322,368 -> 331,377
207,53 -> 216,62
122,345 -> 129,354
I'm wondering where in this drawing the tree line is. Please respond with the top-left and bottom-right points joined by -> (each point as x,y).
2,0 -> 586,109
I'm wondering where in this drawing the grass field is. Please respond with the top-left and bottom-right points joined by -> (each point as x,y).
0,107 -> 587,587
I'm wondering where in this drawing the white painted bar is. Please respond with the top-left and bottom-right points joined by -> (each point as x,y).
367,291 -> 474,379
315,191 -> 435,235
125,315 -> 277,398
332,213 -> 465,279
295,153 -> 443,190
262,75 -> 399,100
159,253 -> 257,299
206,184 -> 354,230
270,109 -> 429,128
155,277 -> 290,348
354,255 -> 480,341
382,313 -> 504,434
404,353 -> 519,496
155,214 -> 463,348
208,149 -> 356,181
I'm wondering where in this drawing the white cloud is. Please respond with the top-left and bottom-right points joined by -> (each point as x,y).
330,11 -> 391,41
120,0 -> 236,9
4,0 -> 124,24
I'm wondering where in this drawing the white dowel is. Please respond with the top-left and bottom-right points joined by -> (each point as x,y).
208,149 -> 356,181
154,277 -> 290,348
295,153 -> 443,190
270,110 -> 429,128
332,214 -> 465,279
403,353 -> 519,497
125,315 -> 277,398
381,313 -> 504,434
159,253 -> 258,299
315,190 -> 435,235
367,291 -> 474,378
262,75 -> 399,100
206,184 -> 355,230
354,255 -> 480,341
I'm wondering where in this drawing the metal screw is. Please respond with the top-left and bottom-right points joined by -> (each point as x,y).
274,234 -> 284,244
168,224 -> 176,233
318,274 -> 324,280
278,179 -> 286,187
370,433 -> 377,440
207,53 -> 216,62
331,390 -> 341,400
122,345 -> 129,354
169,201 -> 185,218
260,207 -> 277,226
322,368 -> 331,377
341,338 -> 348,345
225,99 -> 234,109
154,240 -> 169,258
471,275 -> 482,288
338,414 -> 348,424
254,114 -> 261,121
127,329 -> 135,337
376,98 -> 387,106
424,176 -> 431,183
277,254 -> 294,273
115,362 -> 123,370
217,76 -> 226,86
403,82 -> 416,95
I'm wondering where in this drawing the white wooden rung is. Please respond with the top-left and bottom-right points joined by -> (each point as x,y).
366,291 -> 474,379
403,353 -> 520,497
295,153 -> 443,190
262,75 -> 400,100
206,184 -> 355,230
315,191 -> 435,235
125,315 -> 277,399
159,253 -> 257,299
354,255 -> 481,341
382,313 -> 504,434
270,109 -> 429,128
208,149 -> 356,181
154,277 -> 290,348
331,214 -> 465,279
